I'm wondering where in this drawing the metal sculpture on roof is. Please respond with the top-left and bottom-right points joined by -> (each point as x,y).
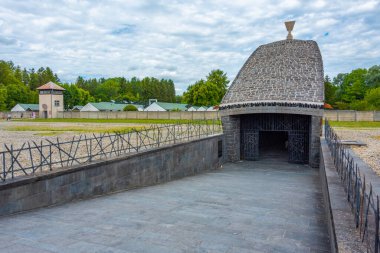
285,20 -> 295,40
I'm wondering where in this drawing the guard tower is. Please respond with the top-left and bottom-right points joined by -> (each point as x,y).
220,21 -> 324,168
37,82 -> 65,118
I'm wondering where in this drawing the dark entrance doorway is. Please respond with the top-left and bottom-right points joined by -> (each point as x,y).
259,131 -> 288,160
240,113 -> 310,163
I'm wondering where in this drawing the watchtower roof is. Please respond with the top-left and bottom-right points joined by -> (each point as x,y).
37,82 -> 65,91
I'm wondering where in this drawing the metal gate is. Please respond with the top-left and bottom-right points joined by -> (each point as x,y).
288,131 -> 309,163
240,114 -> 310,163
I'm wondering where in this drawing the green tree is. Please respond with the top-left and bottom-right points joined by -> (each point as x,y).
206,69 -> 229,102
0,61 -> 19,85
349,100 -> 368,110
5,83 -> 30,109
175,95 -> 183,103
324,75 -> 337,106
340,69 -> 368,103
183,69 -> 229,106
123,104 -> 138,111
366,65 -> 380,88
364,87 -> 380,110
29,68 -> 39,90
95,79 -> 120,101
0,85 -> 7,111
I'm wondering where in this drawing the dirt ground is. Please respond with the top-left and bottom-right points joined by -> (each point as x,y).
0,120 -> 153,148
334,128 -> 380,175
0,120 -> 221,179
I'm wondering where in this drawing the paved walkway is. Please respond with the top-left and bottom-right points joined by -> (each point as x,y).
0,160 -> 330,253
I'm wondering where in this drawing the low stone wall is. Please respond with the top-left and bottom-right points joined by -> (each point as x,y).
56,111 -> 220,120
324,110 -> 380,121
1,110 -> 379,121
0,111 -> 38,119
0,135 -> 224,217
319,138 -> 366,252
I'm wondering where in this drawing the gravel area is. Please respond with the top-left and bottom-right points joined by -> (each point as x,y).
0,121 -> 152,148
335,128 -> 380,175
0,121 -> 155,179
0,120 -> 221,180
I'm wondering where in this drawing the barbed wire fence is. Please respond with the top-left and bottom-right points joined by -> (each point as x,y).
0,120 -> 222,182
325,119 -> 379,253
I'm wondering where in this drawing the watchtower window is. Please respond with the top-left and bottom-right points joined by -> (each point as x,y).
54,100 -> 60,107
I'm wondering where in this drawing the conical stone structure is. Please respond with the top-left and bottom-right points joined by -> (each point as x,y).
220,36 -> 324,168
221,39 -> 324,112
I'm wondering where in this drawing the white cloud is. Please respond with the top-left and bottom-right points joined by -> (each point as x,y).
0,0 -> 379,93
346,0 -> 379,14
315,18 -> 338,28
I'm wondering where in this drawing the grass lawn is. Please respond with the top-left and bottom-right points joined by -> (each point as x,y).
16,118 -> 220,125
328,121 -> 380,128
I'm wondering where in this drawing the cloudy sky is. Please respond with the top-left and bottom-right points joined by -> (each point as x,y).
1,0 -> 379,94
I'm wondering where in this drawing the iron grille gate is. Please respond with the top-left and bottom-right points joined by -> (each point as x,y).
240,114 -> 310,163
288,131 -> 309,163
243,130 -> 259,160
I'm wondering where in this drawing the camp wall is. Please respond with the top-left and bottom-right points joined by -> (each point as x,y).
2,110 -> 380,121
0,111 -> 38,119
324,110 -> 380,122
56,111 -> 220,120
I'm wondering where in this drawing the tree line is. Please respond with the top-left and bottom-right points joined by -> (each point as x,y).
1,59 -> 379,111
0,60 -> 176,110
325,65 -> 380,110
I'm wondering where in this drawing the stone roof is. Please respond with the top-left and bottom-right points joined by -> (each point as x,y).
37,81 -> 65,91
221,39 -> 324,107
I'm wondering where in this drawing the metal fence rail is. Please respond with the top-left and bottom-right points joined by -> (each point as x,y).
325,119 -> 379,253
0,121 -> 222,182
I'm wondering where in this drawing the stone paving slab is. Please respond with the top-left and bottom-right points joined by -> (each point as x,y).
0,160 -> 330,253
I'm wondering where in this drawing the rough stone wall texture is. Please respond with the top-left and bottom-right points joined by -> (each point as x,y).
221,116 -> 240,162
221,39 -> 324,106
0,135 -> 223,217
309,116 -> 322,168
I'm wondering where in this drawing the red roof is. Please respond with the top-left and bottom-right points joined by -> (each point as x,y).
37,82 -> 65,91
324,103 -> 333,109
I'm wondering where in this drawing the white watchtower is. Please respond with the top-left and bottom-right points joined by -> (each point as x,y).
37,82 -> 65,118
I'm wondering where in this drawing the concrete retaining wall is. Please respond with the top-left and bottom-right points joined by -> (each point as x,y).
0,135 -> 224,217
56,111 -> 220,120
319,139 -> 367,252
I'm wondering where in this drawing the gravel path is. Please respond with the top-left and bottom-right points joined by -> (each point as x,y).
335,128 -> 380,175
0,121 -> 152,148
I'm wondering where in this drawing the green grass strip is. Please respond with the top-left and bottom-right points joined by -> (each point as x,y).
329,121 -> 380,128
